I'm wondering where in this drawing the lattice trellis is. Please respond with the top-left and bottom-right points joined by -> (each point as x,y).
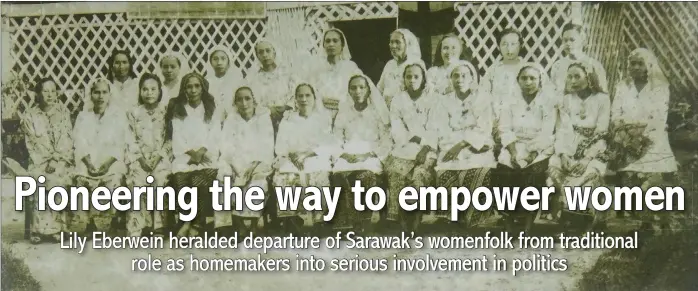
3,12 -> 266,119
306,1 -> 399,55
454,2 -> 573,76
620,2 -> 698,100
582,3 -> 625,95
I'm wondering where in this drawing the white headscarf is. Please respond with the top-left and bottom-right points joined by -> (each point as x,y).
339,74 -> 390,126
319,28 -> 352,61
155,51 -> 191,84
516,62 -> 555,96
206,45 -> 242,79
230,81 -> 270,118
401,58 -> 432,93
250,37 -> 285,73
83,77 -> 113,113
445,60 -> 479,93
284,79 -> 331,119
624,48 -> 669,90
393,28 -> 422,61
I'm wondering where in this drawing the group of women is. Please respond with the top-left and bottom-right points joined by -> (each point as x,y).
20,23 -> 678,243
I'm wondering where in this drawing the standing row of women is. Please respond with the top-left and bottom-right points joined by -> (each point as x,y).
20,24 -> 678,243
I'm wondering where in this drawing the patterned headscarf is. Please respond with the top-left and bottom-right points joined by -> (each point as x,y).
393,28 -> 422,61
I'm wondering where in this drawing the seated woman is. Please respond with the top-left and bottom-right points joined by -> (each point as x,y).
428,61 -> 497,227
20,77 -> 74,243
377,28 -> 423,108
331,74 -> 391,232
72,78 -> 130,233
273,82 -> 335,232
609,48 -> 678,231
125,73 -> 172,236
495,63 -> 557,234
217,84 -> 274,235
548,62 -> 610,230
166,72 -> 223,237
385,61 -> 438,233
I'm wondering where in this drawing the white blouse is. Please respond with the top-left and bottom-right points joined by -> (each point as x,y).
311,59 -> 363,105
245,67 -> 296,109
431,91 -> 497,170
479,59 -> 523,118
332,103 -> 391,172
218,108 -> 275,176
275,109 -> 335,173
378,59 -> 409,101
389,91 -> 439,160
426,66 -> 452,95
207,68 -> 244,110
109,78 -> 139,112
611,81 -> 677,173
170,104 -> 223,173
497,90 -> 557,168
73,106 -> 130,175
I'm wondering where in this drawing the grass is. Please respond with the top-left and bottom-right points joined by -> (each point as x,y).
1,243 -> 42,291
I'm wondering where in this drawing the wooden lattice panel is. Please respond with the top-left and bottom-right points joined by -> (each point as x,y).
582,3 -> 625,96
454,2 -> 572,76
306,2 -> 399,55
620,2 -> 698,95
4,13 -> 266,120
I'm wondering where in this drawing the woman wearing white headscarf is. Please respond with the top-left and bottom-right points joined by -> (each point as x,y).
609,48 -> 678,231
427,60 -> 496,225
206,45 -> 244,110
245,38 -> 296,133
273,81 -> 335,231
72,78 -> 130,233
385,60 -> 438,233
331,74 -> 391,231
549,61 -> 610,228
378,28 -> 424,107
217,83 -> 275,235
311,28 -> 363,116
155,51 -> 191,106
494,62 -> 558,234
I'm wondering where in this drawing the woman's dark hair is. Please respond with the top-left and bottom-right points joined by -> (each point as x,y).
33,77 -> 57,107
234,86 -> 254,104
562,23 -> 584,35
323,29 -> 345,49
295,83 -> 317,98
106,49 -> 138,82
137,73 -> 163,105
497,28 -> 522,46
432,33 -> 476,68
347,75 -> 371,96
165,72 -> 216,140
403,63 -> 428,92
565,62 -> 606,95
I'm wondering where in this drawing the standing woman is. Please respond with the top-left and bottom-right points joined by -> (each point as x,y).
124,73 -> 172,236
331,74 -> 392,232
385,61 -> 438,233
610,48 -> 678,231
72,78 -> 130,233
377,28 -> 423,107
273,82 -> 335,232
106,49 -> 139,112
246,38 -> 296,133
20,77 -> 74,243
548,62 -> 610,228
549,23 -> 608,93
427,34 -> 477,95
428,61 -> 497,226
156,51 -> 191,106
217,84 -> 275,235
480,28 -> 525,118
495,63 -> 557,233
312,28 -> 363,116
166,72 -> 223,237
206,45 -> 244,111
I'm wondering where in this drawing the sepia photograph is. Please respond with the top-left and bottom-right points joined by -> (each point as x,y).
1,1 -> 696,290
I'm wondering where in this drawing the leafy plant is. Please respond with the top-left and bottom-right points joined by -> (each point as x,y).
1,244 -> 42,291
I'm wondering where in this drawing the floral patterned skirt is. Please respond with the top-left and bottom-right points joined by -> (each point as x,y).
272,171 -> 330,227
330,170 -> 381,229
434,168 -> 492,225
385,156 -> 435,221
28,162 -> 72,236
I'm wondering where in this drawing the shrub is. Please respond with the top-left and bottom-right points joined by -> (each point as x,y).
1,244 -> 42,291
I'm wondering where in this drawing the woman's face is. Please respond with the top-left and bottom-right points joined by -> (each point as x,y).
235,88 -> 255,118
140,79 -> 160,105
295,85 -> 315,113
450,66 -> 473,94
323,31 -> 343,57
499,33 -> 521,61
517,67 -> 541,96
210,50 -> 229,75
255,41 -> 276,67
404,65 -> 424,92
562,29 -> 584,55
441,37 -> 462,63
112,53 -> 130,79
566,66 -> 589,92
349,77 -> 369,104
40,80 -> 58,105
184,77 -> 203,103
628,54 -> 648,80
389,32 -> 406,59
160,56 -> 180,82
91,81 -> 111,108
